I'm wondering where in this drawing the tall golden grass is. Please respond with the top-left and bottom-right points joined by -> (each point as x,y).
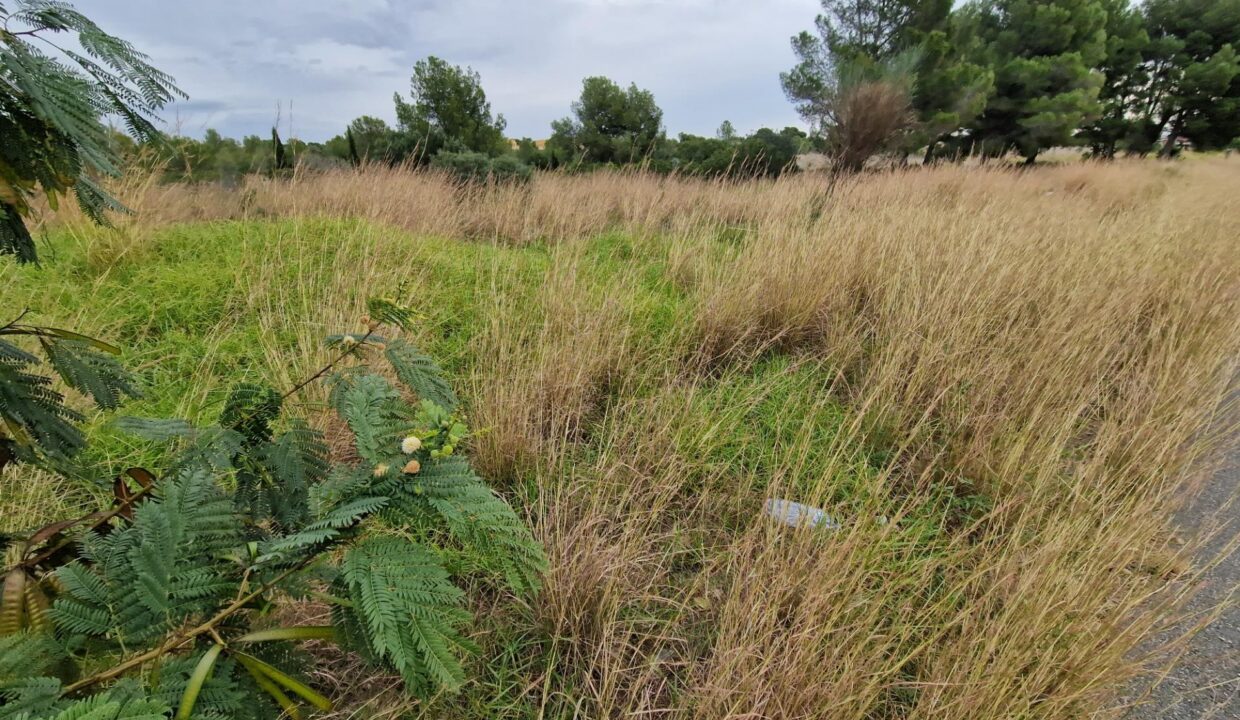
39,158 -> 1240,718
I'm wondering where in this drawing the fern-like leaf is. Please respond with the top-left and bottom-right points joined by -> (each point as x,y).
52,465 -> 241,646
38,339 -> 136,409
340,536 -> 474,694
0,632 -> 62,684
328,372 -> 407,465
149,651 -> 245,720
0,202 -> 37,263
383,457 -> 546,595
219,383 -> 281,448
0,675 -> 61,719
384,339 -> 458,412
0,0 -> 184,263
255,495 -> 388,567
255,421 -> 328,528
0,353 -> 83,458
113,416 -> 195,441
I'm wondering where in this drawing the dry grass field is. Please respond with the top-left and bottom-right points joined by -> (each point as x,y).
3,157 -> 1238,718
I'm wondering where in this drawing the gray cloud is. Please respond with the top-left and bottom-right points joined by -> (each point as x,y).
73,0 -> 817,141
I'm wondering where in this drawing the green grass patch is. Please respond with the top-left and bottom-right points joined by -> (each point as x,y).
1,218 -> 548,510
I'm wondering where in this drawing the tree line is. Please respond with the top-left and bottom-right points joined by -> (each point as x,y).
785,0 -> 1239,169
132,59 -> 810,185
125,0 -> 1237,182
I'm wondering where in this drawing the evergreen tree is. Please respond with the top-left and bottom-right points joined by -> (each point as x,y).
908,28 -> 995,161
781,0 -> 945,121
394,56 -> 508,160
783,1 -> 981,167
548,76 -> 664,165
964,0 -> 1108,163
1080,0 -> 1150,157
323,116 -> 407,166
803,0 -> 952,62
0,0 -> 183,263
1140,0 -> 1240,153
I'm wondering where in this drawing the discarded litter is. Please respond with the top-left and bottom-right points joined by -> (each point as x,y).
763,498 -> 840,530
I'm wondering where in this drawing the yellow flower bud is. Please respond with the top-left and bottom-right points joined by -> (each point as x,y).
373,463 -> 389,478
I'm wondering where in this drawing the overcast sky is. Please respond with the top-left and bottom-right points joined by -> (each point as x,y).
71,0 -> 819,142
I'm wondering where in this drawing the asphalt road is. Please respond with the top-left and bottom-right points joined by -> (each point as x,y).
1123,442 -> 1239,719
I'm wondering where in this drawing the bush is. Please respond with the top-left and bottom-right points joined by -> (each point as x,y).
432,151 -> 533,184
827,78 -> 914,172
669,127 -> 805,179
0,299 -> 545,718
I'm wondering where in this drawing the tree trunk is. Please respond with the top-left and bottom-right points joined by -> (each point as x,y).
1159,116 -> 1183,158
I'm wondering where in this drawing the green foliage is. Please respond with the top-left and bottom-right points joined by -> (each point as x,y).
1,307 -> 545,715
430,151 -> 532,185
52,466 -> 241,643
780,0 -> 1240,162
0,0 -> 183,263
0,322 -> 139,465
782,1 -> 937,168
385,338 -> 459,412
270,127 -> 289,172
1140,0 -> 1240,153
0,683 -> 170,720
1079,0 -> 1150,156
40,340 -> 135,411
346,127 -> 361,167
329,370 -> 406,466
512,138 -> 553,169
549,76 -> 665,164
962,0 -> 1108,161
798,0 -> 950,63
382,456 -> 546,595
339,536 -> 475,693
395,56 -> 509,159
311,117 -> 417,170
908,28 -> 994,161
672,127 -> 808,178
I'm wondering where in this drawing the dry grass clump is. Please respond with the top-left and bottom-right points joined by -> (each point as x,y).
468,245 -> 645,481
25,156 -> 1240,718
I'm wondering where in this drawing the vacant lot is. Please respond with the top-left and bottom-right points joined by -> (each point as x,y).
3,158 -> 1238,719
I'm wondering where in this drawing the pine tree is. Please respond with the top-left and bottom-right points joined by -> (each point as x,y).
781,0 -> 969,169
0,0 -> 184,264
1140,0 -> 1240,153
962,0 -> 1108,162
394,56 -> 509,160
1071,0 -> 1149,157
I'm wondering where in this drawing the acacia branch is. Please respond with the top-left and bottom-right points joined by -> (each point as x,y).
13,482 -> 157,572
280,327 -> 377,402
63,561 -> 308,694
0,307 -> 30,333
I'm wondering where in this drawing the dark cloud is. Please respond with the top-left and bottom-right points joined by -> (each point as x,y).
73,0 -> 816,141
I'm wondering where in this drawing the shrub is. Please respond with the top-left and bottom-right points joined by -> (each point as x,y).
0,299 -> 545,718
827,77 -> 914,172
432,151 -> 532,184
